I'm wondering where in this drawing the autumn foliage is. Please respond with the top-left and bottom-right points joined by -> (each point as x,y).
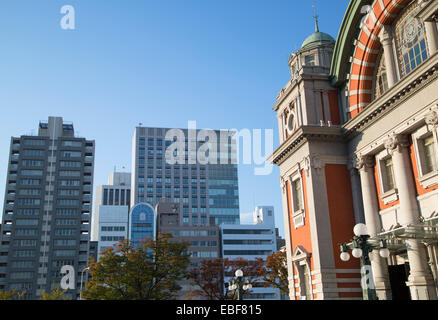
83,233 -> 190,300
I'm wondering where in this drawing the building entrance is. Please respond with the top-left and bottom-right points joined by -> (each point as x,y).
388,263 -> 411,300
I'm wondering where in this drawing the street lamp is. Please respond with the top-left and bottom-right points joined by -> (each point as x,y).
340,224 -> 390,301
227,269 -> 252,300
79,267 -> 90,300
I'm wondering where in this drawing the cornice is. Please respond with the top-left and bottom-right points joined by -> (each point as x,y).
269,126 -> 344,166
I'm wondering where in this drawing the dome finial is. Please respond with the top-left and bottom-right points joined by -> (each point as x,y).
313,1 -> 319,33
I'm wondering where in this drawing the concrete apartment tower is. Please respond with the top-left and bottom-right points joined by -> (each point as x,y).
0,117 -> 95,299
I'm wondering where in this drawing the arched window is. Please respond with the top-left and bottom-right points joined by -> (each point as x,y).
394,1 -> 429,77
374,53 -> 388,99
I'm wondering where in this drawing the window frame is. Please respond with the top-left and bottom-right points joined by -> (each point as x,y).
376,150 -> 399,205
412,125 -> 438,188
288,171 -> 305,229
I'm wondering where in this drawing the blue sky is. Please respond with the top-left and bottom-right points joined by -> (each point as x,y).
0,0 -> 350,237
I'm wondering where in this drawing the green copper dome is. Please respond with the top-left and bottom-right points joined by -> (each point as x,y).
301,31 -> 335,49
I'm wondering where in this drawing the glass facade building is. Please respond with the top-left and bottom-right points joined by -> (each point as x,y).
131,127 -> 240,227
128,203 -> 156,249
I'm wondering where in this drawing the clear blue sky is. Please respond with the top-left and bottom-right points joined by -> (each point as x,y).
0,0 -> 349,237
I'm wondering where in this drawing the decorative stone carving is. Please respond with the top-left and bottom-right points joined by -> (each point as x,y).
303,156 -> 311,177
425,109 -> 438,128
384,134 -> 410,155
311,154 -> 323,175
354,154 -> 375,170
280,176 -> 287,194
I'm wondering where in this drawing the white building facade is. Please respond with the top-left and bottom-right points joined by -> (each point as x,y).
220,206 -> 280,300
92,172 -> 131,258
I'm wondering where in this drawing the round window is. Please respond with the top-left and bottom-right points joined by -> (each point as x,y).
287,111 -> 296,133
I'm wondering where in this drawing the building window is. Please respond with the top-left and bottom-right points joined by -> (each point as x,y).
289,172 -> 305,229
292,178 -> 304,213
376,150 -> 399,205
422,136 -> 438,174
304,55 -> 315,66
297,263 -> 312,300
382,158 -> 396,192
374,53 -> 388,99
413,126 -> 438,188
395,1 -> 429,77
292,246 -> 313,300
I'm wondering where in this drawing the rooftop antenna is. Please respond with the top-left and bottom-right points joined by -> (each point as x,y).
313,1 -> 320,33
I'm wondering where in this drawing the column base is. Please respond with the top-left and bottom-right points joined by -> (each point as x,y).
406,275 -> 438,300
374,281 -> 392,300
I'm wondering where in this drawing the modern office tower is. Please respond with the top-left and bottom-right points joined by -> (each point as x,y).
220,206 -> 280,300
156,201 -> 220,299
131,126 -> 239,227
92,172 -> 131,257
0,117 -> 95,300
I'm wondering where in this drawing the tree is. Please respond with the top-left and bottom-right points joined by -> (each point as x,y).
260,250 -> 289,297
0,289 -> 26,300
188,258 -> 228,300
187,257 -> 264,300
40,286 -> 70,300
83,233 -> 191,300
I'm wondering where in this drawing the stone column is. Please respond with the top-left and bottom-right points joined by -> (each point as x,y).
384,134 -> 438,300
418,0 -> 438,55
425,21 -> 438,55
379,25 -> 399,87
348,160 -> 365,225
355,155 -> 392,300
280,176 -> 296,300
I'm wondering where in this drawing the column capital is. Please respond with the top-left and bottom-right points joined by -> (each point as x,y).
280,176 -> 287,194
425,109 -> 438,128
354,154 -> 375,171
378,25 -> 394,45
384,134 -> 410,156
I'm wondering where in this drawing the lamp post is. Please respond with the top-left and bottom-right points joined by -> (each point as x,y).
340,224 -> 390,301
79,267 -> 90,300
227,269 -> 253,300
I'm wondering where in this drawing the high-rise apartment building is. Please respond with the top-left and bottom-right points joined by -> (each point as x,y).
131,126 -> 239,227
92,172 -> 131,257
0,117 -> 95,299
